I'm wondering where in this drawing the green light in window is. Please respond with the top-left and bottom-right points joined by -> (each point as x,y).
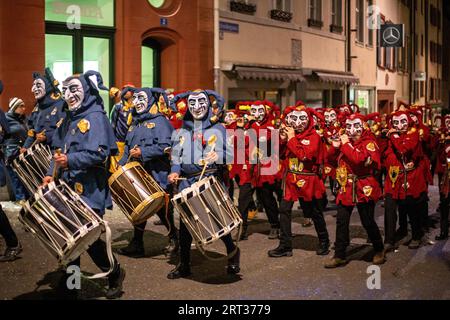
148,0 -> 166,8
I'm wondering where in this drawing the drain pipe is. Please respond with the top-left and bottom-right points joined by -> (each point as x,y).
214,0 -> 220,93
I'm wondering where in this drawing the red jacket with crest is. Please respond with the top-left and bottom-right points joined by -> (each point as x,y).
327,131 -> 382,206
383,129 -> 427,199
280,124 -> 325,202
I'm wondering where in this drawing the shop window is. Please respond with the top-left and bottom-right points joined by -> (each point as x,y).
142,39 -> 161,88
45,0 -> 114,27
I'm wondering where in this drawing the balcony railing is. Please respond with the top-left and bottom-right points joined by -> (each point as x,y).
230,1 -> 256,15
270,9 -> 293,23
308,18 -> 323,28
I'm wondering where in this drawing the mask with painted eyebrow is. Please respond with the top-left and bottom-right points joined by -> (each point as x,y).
62,78 -> 84,111
345,118 -> 363,140
324,110 -> 337,127
132,91 -> 149,114
188,92 -> 209,120
392,114 -> 409,132
250,105 -> 266,122
31,79 -> 46,100
286,110 -> 309,132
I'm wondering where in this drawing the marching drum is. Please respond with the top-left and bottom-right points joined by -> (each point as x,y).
172,176 -> 242,252
13,143 -> 52,193
108,162 -> 167,225
20,180 -> 108,267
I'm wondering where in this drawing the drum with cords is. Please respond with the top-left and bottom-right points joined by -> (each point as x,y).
108,161 -> 167,225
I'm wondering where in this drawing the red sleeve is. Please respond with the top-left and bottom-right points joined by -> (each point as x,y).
340,141 -> 380,169
286,134 -> 320,161
390,132 -> 419,155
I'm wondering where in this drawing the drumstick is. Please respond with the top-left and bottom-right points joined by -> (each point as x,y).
126,145 -> 139,163
52,148 -> 62,180
30,129 -> 47,149
199,144 -> 216,181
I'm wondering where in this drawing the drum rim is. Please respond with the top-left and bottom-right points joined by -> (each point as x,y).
130,191 -> 166,224
108,161 -> 142,185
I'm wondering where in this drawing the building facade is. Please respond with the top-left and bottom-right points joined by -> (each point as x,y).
218,0 -> 358,109
0,0 -> 215,114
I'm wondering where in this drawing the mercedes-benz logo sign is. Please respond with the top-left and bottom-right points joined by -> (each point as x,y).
383,26 -> 401,45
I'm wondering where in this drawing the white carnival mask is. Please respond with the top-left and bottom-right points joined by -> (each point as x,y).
392,114 -> 409,132
325,110 -> 337,127
224,111 -> 235,125
445,118 -> 450,131
250,104 -> 266,122
345,118 -> 364,140
133,91 -> 149,114
286,110 -> 309,132
31,79 -> 46,100
188,92 -> 209,120
62,78 -> 84,112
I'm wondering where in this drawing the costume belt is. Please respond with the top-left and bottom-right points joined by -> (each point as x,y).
288,170 -> 318,176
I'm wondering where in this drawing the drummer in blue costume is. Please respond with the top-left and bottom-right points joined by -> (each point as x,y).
22,68 -> 65,151
167,89 -> 241,279
117,87 -> 179,258
43,71 -> 125,299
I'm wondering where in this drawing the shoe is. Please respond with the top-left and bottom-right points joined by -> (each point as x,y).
395,228 -> 408,241
324,257 -> 347,269
383,243 -> 396,253
302,219 -> 313,227
118,239 -> 144,258
239,226 -> 248,241
408,240 -> 420,249
248,209 -> 258,221
164,237 -> 179,258
268,228 -> 280,240
167,263 -> 191,279
373,251 -> 386,265
0,242 -> 22,262
106,265 -> 126,300
268,246 -> 293,258
435,233 -> 449,241
316,241 -> 330,256
227,248 -> 240,274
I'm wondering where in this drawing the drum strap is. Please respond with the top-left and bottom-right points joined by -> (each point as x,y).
85,221 -> 116,280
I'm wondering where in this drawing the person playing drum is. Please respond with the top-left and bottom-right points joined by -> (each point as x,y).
167,89 -> 240,279
117,87 -> 179,258
43,71 -> 125,299
22,68 -> 65,152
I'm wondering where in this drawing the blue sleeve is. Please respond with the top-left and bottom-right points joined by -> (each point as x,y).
170,130 -> 183,174
67,149 -> 108,171
141,119 -> 173,162
118,142 -> 130,166
23,136 -> 35,149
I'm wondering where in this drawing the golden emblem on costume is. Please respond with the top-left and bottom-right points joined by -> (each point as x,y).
28,129 -> 35,137
324,166 -> 332,175
51,107 -> 58,115
298,162 -> 304,172
74,183 -> 83,195
389,166 -> 400,188
149,104 -> 158,115
179,136 -> 185,146
366,142 -> 376,152
251,147 -> 263,161
77,119 -> 90,134
289,158 -> 298,171
146,122 -> 156,129
419,129 -> 424,137
56,118 -> 64,128
128,126 -> 134,132
363,186 -> 373,197
336,166 -> 348,192
296,179 -> 306,188
127,113 -> 133,126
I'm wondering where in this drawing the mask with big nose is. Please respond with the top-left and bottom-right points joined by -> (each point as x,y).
250,104 -> 266,122
133,91 -> 149,114
392,114 -> 409,132
31,79 -> 46,100
445,118 -> 450,132
345,118 -> 364,141
286,110 -> 309,133
62,78 -> 84,112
